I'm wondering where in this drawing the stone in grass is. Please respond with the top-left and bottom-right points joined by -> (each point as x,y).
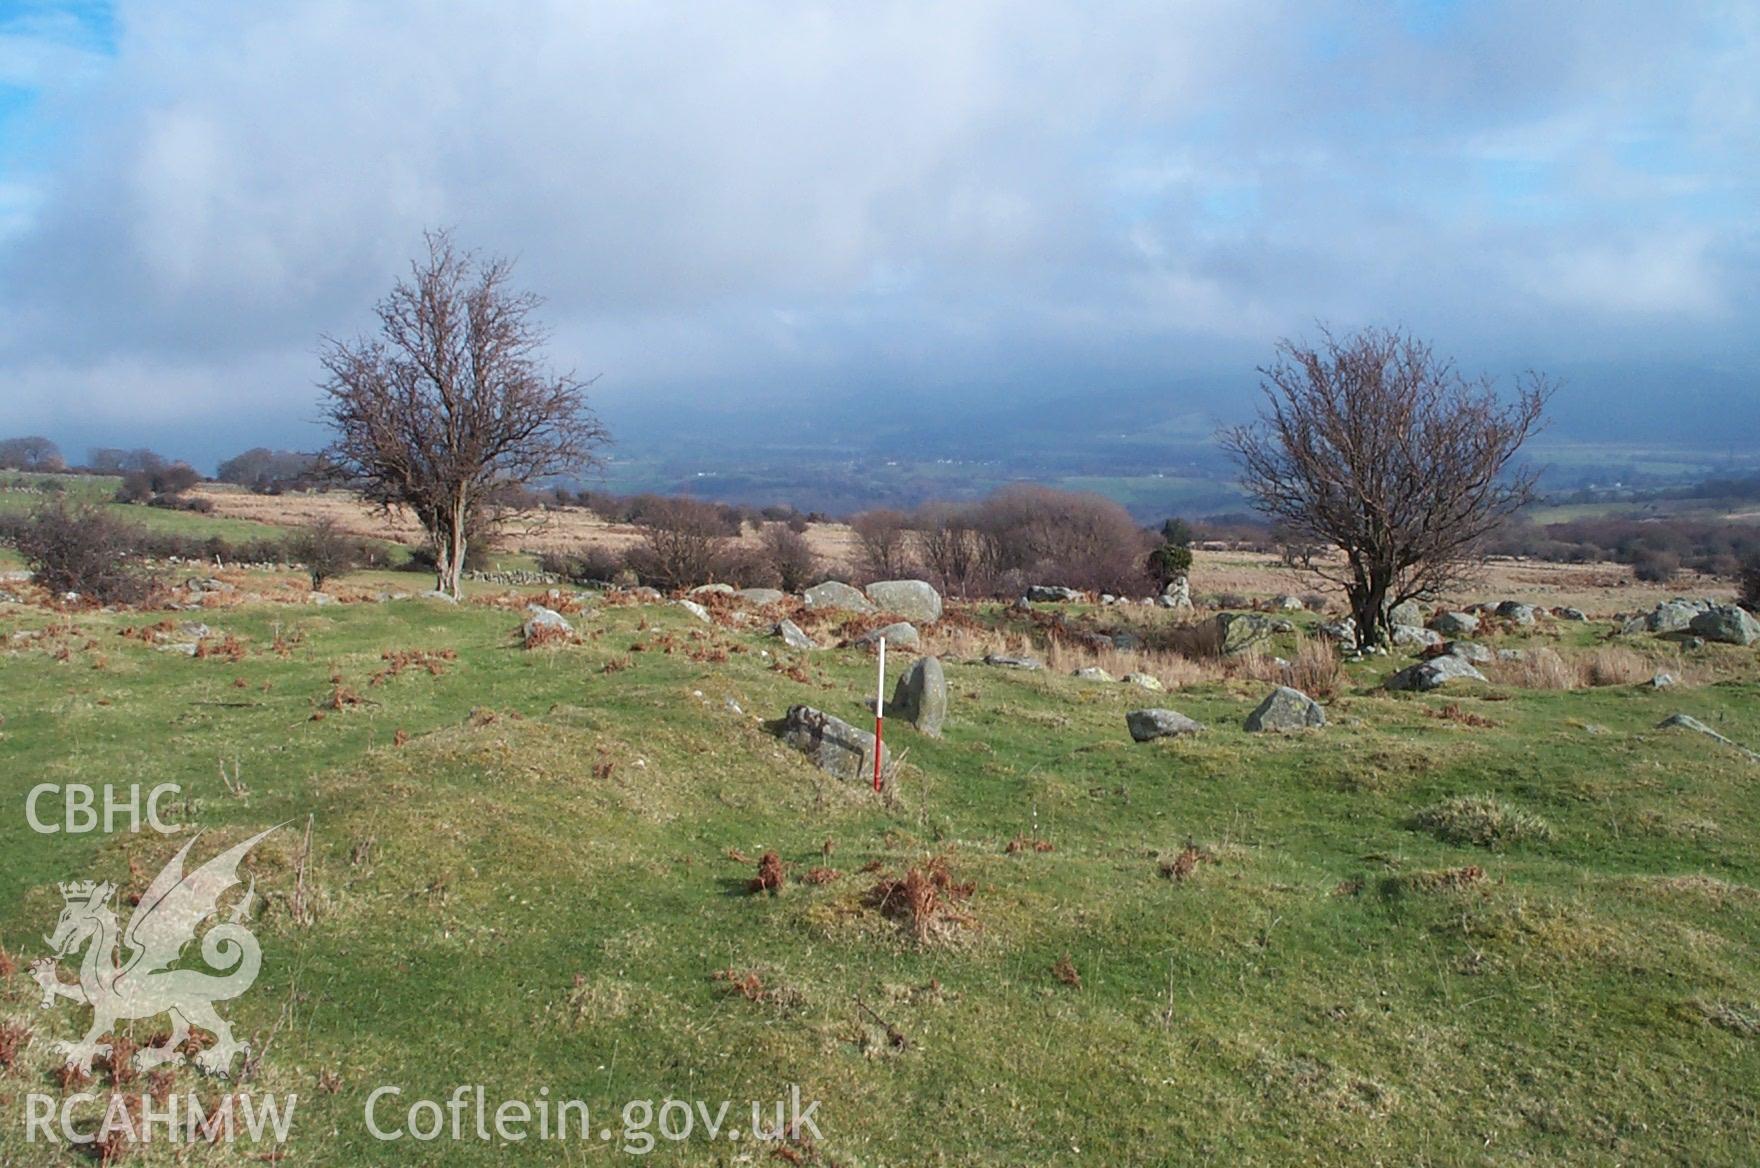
1122,672 -> 1164,692
1658,713 -> 1760,762
735,587 -> 787,606
1688,605 -> 1760,646
1072,666 -> 1114,682
779,705 -> 888,783
863,579 -> 943,624
889,656 -> 948,736
802,580 -> 876,614
1244,686 -> 1325,732
984,654 -> 1044,670
774,619 -> 817,651
521,605 -> 572,642
1386,655 -> 1486,692
857,621 -> 920,651
1430,611 -> 1480,636
673,599 -> 712,623
1126,708 -> 1204,742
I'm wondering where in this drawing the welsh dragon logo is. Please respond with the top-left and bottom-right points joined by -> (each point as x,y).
30,827 -> 279,1078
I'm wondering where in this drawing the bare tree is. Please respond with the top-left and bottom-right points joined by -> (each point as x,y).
850,508 -> 915,580
320,230 -> 608,596
624,497 -> 735,590
1222,326 -> 1551,647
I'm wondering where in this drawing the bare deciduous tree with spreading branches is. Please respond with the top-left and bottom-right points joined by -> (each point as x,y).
320,230 -> 608,596
1222,326 -> 1552,648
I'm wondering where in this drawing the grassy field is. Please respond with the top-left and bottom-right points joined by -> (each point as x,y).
0,580 -> 1757,1164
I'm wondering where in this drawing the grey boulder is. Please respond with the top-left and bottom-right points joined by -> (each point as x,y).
890,656 -> 948,736
857,621 -> 920,651
1244,686 -> 1325,732
522,605 -> 572,641
1688,604 -> 1760,646
779,705 -> 888,782
735,587 -> 787,606
774,619 -> 817,650
865,579 -> 943,624
802,580 -> 877,613
1025,585 -> 1082,603
1431,611 -> 1480,636
1386,654 -> 1487,691
1127,708 -> 1204,742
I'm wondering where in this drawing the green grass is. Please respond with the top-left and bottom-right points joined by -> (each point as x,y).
0,588 -> 1757,1164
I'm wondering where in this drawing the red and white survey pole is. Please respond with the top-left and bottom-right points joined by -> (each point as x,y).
872,636 -> 886,792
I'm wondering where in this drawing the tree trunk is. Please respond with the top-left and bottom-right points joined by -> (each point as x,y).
435,502 -> 467,597
1350,582 -> 1389,650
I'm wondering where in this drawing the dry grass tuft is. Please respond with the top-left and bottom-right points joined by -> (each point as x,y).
1410,795 -> 1553,849
1051,954 -> 1083,988
1426,702 -> 1498,728
0,1020 -> 30,1071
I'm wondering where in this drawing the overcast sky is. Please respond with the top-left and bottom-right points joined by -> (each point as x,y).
1,0 -> 1756,468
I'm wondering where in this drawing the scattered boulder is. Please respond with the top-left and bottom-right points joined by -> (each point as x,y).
1072,666 -> 1114,682
890,656 -> 948,736
1386,655 -> 1487,691
1496,648 -> 1526,662
673,599 -> 712,623
735,587 -> 787,606
1274,595 -> 1305,611
1122,671 -> 1164,692
1623,598 -> 1706,635
864,579 -> 943,624
1431,611 -> 1480,636
1553,607 -> 1588,622
1025,585 -> 1082,603
1495,601 -> 1536,625
1391,624 -> 1441,649
1213,612 -> 1276,656
1127,708 -> 1204,742
1110,631 -> 1143,651
1658,713 -> 1760,762
802,580 -> 877,613
779,705 -> 888,782
1244,686 -> 1325,732
1649,672 -> 1676,688
984,653 -> 1044,670
156,642 -> 199,656
1161,576 -> 1193,611
1317,617 -> 1358,643
1386,599 -> 1424,627
419,590 -> 459,604
1440,640 -> 1493,664
774,619 -> 817,651
178,621 -> 213,641
1688,604 -> 1760,646
522,605 -> 572,641
857,621 -> 920,651
689,583 -> 734,597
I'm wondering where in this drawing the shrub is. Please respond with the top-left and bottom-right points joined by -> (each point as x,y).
12,500 -> 152,604
1632,548 -> 1681,583
1409,795 -> 1552,849
284,519 -> 363,590
759,524 -> 818,592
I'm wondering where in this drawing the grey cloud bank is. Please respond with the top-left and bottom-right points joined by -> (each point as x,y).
1,0 -> 1755,469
